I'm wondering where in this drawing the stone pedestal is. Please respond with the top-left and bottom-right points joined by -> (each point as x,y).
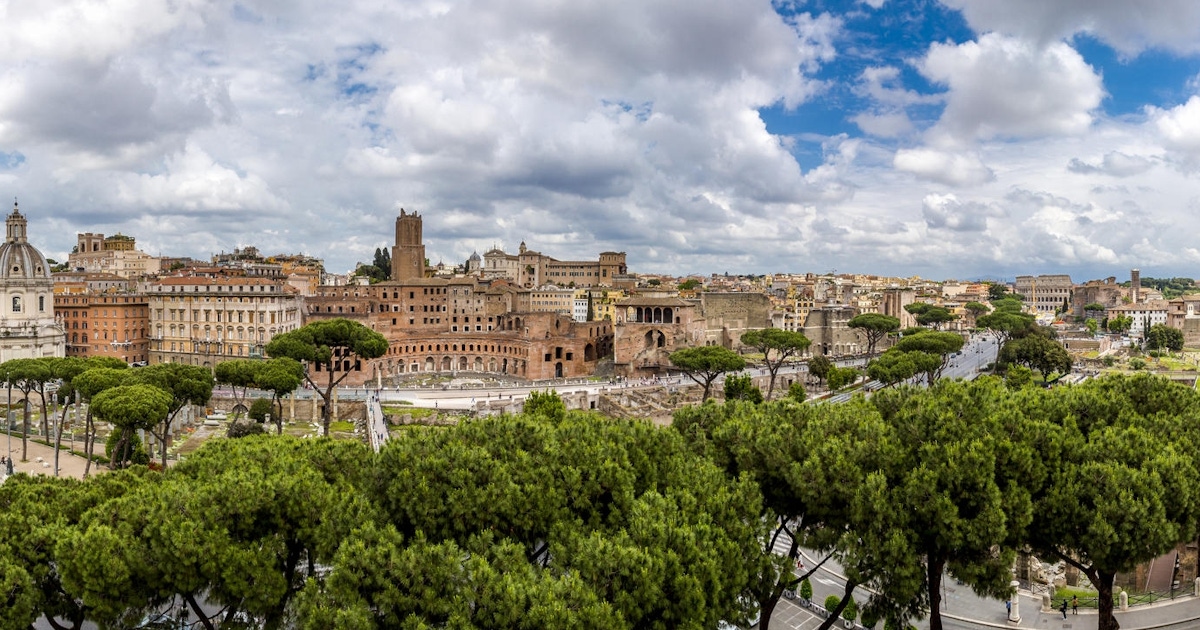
1008,581 -> 1021,622
1120,590 -> 1128,611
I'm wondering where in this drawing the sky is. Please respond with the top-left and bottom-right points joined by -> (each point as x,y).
2,0 -> 1200,282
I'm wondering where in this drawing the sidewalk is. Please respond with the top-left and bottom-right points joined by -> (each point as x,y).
1,435 -> 97,481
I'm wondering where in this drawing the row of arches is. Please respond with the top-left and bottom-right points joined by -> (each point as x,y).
626,306 -> 676,324
377,355 -> 528,377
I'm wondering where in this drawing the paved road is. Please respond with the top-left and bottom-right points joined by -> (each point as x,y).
762,529 -> 1200,630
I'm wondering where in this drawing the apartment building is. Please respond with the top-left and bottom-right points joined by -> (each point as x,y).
146,276 -> 302,368
54,283 -> 150,364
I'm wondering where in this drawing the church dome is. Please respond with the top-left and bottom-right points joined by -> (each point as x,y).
468,250 -> 481,262
0,202 -> 50,281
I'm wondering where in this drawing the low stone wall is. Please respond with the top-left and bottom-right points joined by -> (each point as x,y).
207,396 -> 367,423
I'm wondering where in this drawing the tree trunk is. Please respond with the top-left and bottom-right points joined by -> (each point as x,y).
759,585 -> 781,630
83,412 -> 93,478
53,406 -> 63,477
39,387 -> 49,442
21,398 -> 29,461
765,364 -> 779,401
321,379 -> 335,436
817,579 -> 859,630
927,555 -> 946,630
185,594 -> 216,630
1091,567 -> 1119,630
159,422 -> 170,469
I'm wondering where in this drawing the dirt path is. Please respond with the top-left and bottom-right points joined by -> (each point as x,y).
2,434 -> 98,480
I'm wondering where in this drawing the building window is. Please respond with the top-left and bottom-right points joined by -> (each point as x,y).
12,297 -> 20,313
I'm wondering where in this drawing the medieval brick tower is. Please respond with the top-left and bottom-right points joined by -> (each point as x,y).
391,208 -> 426,281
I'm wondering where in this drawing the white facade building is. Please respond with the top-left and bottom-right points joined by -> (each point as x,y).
0,203 -> 66,360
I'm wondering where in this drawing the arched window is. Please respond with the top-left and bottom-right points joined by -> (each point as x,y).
38,296 -> 44,311
11,296 -> 20,313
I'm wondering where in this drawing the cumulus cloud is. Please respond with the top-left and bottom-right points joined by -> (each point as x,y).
917,34 -> 1105,145
940,0 -> 1200,55
3,0 -> 1200,280
116,144 -> 288,214
921,193 -> 1001,232
1067,151 -> 1157,177
893,148 -> 994,186
1148,96 -> 1200,154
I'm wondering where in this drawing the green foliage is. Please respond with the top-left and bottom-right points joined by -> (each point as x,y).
670,345 -> 746,401
265,319 -> 388,435
679,278 -> 702,291
825,595 -> 841,612
1025,374 -> 1200,629
723,374 -> 763,403
249,398 -> 273,422
1085,318 -> 1099,335
848,313 -> 901,357
372,247 -> 391,279
740,328 -> 811,400
843,594 -> 858,621
867,350 -> 941,387
353,263 -> 387,283
999,335 -> 1072,383
787,381 -> 806,403
915,306 -> 957,328
1130,357 -> 1146,370
369,413 -> 762,629
1107,314 -> 1133,334
800,578 -> 812,600
523,390 -> 566,420
1005,365 -> 1035,390
1122,276 -> 1198,299
826,366 -> 859,391
963,301 -> 989,316
227,421 -> 268,438
1103,355 -> 1115,367
808,354 -> 832,382
1145,324 -> 1184,352
987,283 -> 1009,301
104,429 -> 149,467
1084,302 -> 1106,312
881,331 -> 965,384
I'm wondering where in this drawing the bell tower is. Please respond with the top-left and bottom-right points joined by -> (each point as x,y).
391,208 -> 426,281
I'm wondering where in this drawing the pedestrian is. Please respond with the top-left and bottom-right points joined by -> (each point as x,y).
1059,599 -> 1068,619
1071,595 -> 1078,615
1005,600 -> 1011,617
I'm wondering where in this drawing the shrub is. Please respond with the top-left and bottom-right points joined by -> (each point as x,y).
1103,355 -> 1116,367
524,390 -> 566,420
842,595 -> 858,621
248,398 -> 273,422
787,382 -> 807,403
827,366 -> 859,391
724,374 -> 763,403
800,578 -> 812,601
1130,358 -> 1146,370
860,607 -> 879,628
825,595 -> 840,613
227,421 -> 267,438
105,430 -> 148,467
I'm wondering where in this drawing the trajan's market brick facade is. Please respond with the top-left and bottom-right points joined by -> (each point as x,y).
304,210 -> 615,385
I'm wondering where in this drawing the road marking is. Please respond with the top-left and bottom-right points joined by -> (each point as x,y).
816,577 -> 839,586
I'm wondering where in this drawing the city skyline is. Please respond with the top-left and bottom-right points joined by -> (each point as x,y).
2,1 -> 1200,279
